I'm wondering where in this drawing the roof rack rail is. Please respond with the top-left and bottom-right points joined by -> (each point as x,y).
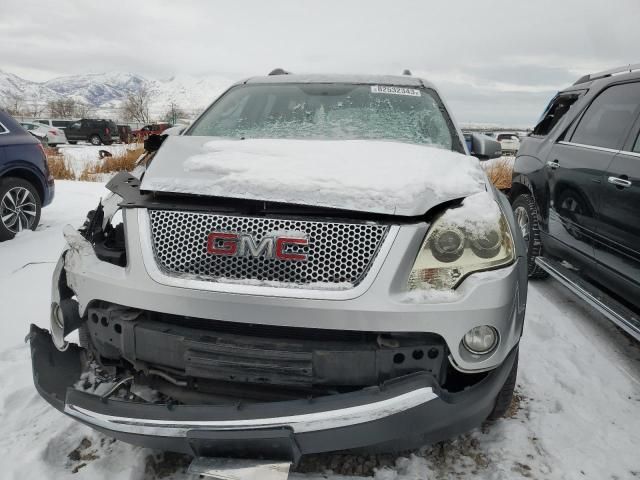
573,63 -> 640,85
402,69 -> 412,76
268,68 -> 291,76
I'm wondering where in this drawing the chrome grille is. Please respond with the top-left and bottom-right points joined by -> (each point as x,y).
147,210 -> 389,288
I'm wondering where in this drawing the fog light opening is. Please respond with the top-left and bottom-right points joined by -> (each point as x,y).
462,325 -> 498,355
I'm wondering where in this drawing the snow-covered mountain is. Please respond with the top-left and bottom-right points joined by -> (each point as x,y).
0,70 -> 233,120
0,70 -> 60,107
43,72 -> 148,106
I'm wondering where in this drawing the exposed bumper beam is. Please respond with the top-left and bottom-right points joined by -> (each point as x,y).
29,325 -> 517,461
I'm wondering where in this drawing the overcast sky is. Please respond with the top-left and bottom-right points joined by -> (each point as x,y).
2,0 -> 640,126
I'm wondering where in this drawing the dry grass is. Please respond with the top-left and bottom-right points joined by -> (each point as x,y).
45,148 -> 75,180
483,156 -> 514,190
79,146 -> 145,181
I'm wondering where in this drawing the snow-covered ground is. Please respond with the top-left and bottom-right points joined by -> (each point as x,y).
0,181 -> 638,480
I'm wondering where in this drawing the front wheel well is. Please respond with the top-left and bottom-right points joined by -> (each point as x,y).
1,169 -> 44,203
509,182 -> 531,204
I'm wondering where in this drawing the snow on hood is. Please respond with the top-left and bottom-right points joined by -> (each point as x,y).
439,191 -> 503,233
140,136 -> 487,216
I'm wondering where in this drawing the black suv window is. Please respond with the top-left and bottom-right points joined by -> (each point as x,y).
533,92 -> 582,136
571,82 -> 640,150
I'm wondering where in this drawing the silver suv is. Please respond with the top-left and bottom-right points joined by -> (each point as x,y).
29,73 -> 526,469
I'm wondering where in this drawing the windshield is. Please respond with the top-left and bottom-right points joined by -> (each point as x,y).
188,83 -> 459,151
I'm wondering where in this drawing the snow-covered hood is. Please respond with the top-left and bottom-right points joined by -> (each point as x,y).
140,136 -> 488,216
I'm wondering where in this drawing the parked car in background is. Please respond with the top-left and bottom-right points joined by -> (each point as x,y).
19,121 -> 67,147
0,111 -> 54,240
34,118 -> 77,130
495,132 -> 520,155
511,63 -> 640,341
26,129 -> 48,146
131,122 -> 172,140
117,124 -> 132,143
64,119 -> 120,145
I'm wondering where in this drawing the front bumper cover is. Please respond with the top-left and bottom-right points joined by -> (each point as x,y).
29,325 -> 518,461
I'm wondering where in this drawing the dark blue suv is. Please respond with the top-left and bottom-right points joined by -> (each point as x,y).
0,110 -> 55,241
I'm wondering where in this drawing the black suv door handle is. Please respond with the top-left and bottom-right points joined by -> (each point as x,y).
547,160 -> 560,170
608,176 -> 632,188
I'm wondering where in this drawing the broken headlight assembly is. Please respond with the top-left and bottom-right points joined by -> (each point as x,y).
79,201 -> 127,267
408,201 -> 515,291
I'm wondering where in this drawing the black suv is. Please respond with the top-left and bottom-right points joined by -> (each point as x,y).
0,111 -> 55,240
65,119 -> 120,145
511,63 -> 640,340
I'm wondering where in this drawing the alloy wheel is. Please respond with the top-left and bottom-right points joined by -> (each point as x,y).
0,187 -> 38,233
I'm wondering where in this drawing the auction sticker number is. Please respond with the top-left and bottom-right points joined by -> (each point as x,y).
371,85 -> 421,96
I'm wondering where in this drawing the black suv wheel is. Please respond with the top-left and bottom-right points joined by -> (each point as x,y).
89,134 -> 102,146
0,177 -> 42,241
512,193 -> 548,279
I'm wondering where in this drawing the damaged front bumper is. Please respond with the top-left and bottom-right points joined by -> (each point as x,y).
29,325 -> 517,461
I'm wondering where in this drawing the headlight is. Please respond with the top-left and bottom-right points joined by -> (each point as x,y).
408,193 -> 515,290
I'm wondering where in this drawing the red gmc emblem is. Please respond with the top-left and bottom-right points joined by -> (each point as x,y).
207,232 -> 309,261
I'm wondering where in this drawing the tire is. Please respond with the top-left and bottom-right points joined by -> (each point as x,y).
89,134 -> 102,146
0,177 -> 42,241
487,349 -> 518,420
512,193 -> 548,279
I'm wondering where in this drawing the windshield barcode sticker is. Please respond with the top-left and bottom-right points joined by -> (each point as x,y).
371,85 -> 421,96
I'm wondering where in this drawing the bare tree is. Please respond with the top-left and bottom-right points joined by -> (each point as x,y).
26,92 -> 47,117
27,101 -> 47,118
163,101 -> 185,125
47,99 -> 77,118
120,85 -> 154,124
2,92 -> 25,116
74,102 -> 95,118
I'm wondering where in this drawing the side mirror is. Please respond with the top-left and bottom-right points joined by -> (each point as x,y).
470,133 -> 502,160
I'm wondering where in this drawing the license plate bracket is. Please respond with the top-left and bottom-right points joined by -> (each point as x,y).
186,427 -> 300,465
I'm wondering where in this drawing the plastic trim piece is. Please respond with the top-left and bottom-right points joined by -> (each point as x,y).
64,387 -> 437,437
